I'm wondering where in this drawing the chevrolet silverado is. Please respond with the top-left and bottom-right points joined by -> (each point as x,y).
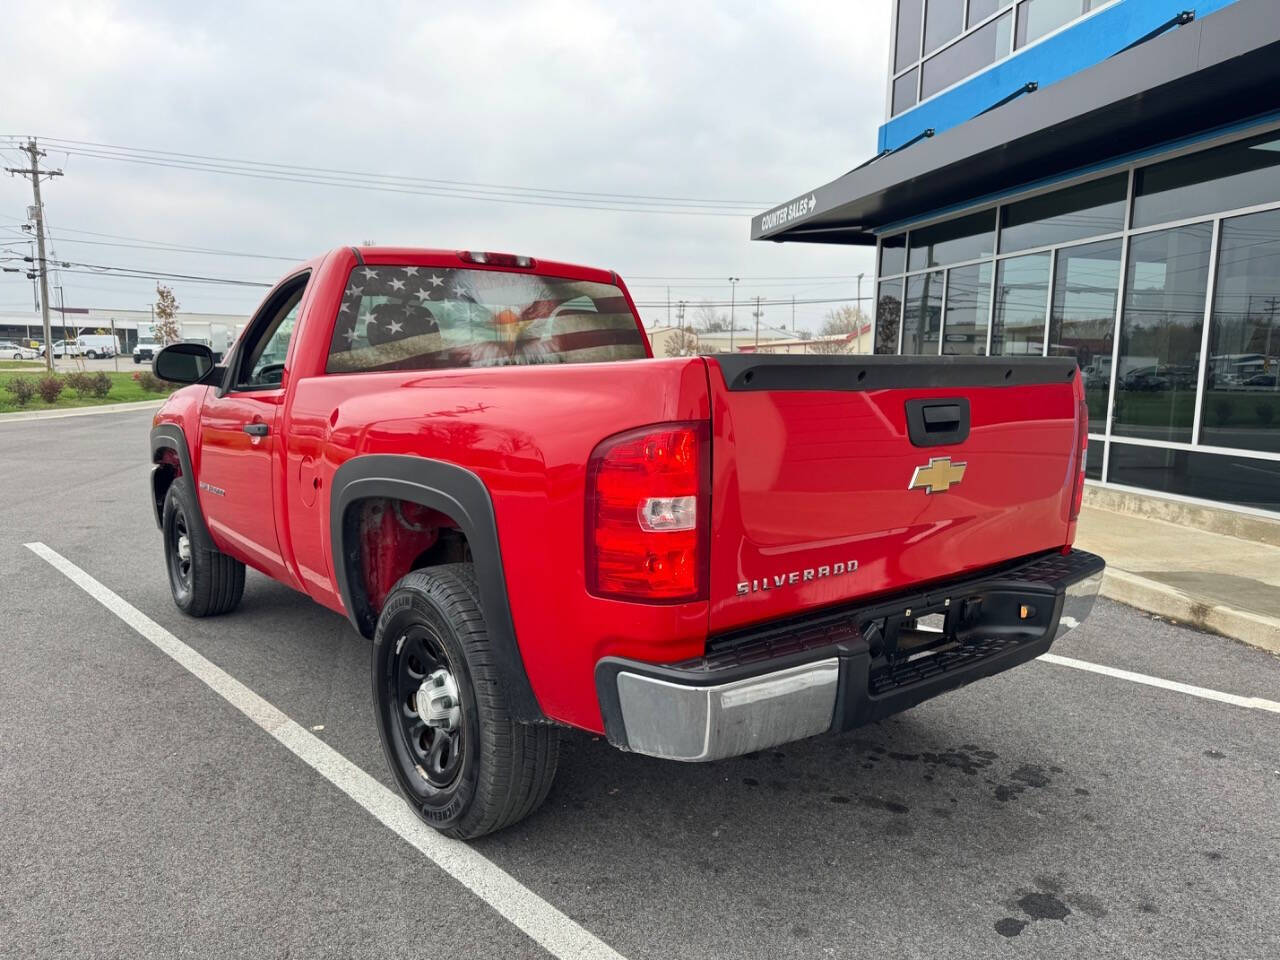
148,246 -> 1104,838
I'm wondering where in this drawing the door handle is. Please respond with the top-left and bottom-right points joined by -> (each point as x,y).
243,423 -> 269,437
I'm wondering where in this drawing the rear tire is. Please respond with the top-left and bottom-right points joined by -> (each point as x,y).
162,478 -> 245,617
372,565 -> 558,839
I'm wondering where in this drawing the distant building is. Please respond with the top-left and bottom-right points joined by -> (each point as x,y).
754,0 -> 1280,518
646,323 -> 871,357
0,308 -> 247,352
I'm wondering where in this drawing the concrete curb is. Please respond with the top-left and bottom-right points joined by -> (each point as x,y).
1101,568 -> 1280,655
0,399 -> 165,424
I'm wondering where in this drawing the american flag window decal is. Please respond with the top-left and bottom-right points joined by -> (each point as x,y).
325,265 -> 647,373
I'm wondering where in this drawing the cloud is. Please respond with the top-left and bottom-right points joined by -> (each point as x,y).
1,0 -> 889,331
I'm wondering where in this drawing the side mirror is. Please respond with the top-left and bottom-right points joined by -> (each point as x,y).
154,342 -> 216,384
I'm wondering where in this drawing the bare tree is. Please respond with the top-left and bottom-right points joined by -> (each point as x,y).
153,283 -> 181,345
694,300 -> 728,333
804,305 -> 867,355
663,328 -> 700,357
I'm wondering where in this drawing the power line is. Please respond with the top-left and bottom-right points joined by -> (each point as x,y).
7,137 -> 772,217
29,136 -> 778,206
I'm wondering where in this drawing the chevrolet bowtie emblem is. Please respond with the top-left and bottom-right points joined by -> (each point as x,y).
908,456 -> 967,494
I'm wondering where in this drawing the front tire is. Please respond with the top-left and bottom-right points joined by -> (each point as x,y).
372,565 -> 558,839
162,478 -> 245,617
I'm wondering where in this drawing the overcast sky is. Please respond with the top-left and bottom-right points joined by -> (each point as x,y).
1,0 -> 890,335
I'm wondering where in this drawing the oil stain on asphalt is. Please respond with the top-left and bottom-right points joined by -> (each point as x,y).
994,876 -> 1109,938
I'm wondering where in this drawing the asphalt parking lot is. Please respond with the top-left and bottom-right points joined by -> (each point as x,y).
2,407 -> 1278,960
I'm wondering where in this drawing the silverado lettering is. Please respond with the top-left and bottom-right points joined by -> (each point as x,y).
147,245 -> 1104,839
737,560 -> 859,595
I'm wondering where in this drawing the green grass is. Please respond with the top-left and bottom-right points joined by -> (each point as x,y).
0,368 -> 175,414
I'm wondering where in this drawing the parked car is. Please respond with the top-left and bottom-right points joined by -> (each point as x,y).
133,339 -> 159,364
1242,373 -> 1277,388
0,340 -> 40,360
148,246 -> 1103,839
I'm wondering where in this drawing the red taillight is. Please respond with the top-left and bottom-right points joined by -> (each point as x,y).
1070,397 -> 1088,521
586,422 -> 709,602
459,251 -> 535,269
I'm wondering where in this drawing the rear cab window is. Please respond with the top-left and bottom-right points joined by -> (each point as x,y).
325,265 -> 648,373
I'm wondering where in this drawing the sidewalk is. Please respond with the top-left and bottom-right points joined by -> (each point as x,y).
0,398 -> 164,424
1075,504 -> 1280,654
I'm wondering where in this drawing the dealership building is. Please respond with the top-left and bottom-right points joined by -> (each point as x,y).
755,0 -> 1280,517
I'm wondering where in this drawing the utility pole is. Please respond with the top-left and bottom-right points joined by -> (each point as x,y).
6,139 -> 62,373
666,286 -> 671,327
30,240 -> 38,312
728,277 -> 740,352
792,294 -> 796,332
752,296 -> 764,348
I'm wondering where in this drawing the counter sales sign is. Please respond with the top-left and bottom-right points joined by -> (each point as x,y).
758,193 -> 817,233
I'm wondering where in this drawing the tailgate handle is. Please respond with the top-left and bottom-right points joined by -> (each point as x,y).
905,398 -> 970,447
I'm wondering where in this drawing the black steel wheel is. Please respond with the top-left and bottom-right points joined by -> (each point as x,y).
372,564 -> 559,839
390,625 -> 465,790
161,478 -> 245,617
165,503 -> 194,606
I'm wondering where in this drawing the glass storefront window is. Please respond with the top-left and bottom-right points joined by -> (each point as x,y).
999,174 -> 1127,253
1113,225 -> 1213,444
876,279 -> 905,355
902,271 -> 943,355
967,0 -> 1007,27
942,262 -> 992,355
1133,131 -> 1280,229
908,209 -> 996,271
1201,209 -> 1280,454
892,69 -> 919,117
1085,438 -> 1103,480
921,11 -> 1011,99
1048,239 -> 1122,423
1014,0 -> 1095,49
895,0 -> 925,72
880,233 -> 907,277
991,252 -> 1051,356
923,0 -> 964,54
1106,442 -> 1280,513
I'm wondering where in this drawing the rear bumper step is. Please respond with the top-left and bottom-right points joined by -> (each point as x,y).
596,549 -> 1104,761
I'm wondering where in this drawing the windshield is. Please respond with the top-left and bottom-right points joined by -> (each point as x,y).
325,265 -> 647,373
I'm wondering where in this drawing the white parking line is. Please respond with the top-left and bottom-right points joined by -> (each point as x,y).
1039,652 -> 1280,714
24,542 -> 627,960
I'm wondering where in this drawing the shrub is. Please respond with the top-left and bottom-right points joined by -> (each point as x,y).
91,372 -> 112,399
6,376 -> 36,406
64,371 -> 95,398
1214,398 -> 1233,426
1258,402 -> 1275,427
138,371 -> 166,393
36,375 -> 65,404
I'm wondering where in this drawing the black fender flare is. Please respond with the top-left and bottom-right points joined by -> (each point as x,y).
150,423 -> 215,547
329,454 -> 545,724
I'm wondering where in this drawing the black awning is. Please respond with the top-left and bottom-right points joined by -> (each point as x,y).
752,0 -> 1280,246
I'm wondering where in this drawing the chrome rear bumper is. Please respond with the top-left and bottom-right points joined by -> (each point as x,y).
614,660 -> 840,762
597,549 -> 1105,762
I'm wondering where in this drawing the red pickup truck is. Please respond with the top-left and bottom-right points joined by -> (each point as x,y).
149,246 -> 1103,838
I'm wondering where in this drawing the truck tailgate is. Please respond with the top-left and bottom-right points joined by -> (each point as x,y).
706,355 -> 1083,634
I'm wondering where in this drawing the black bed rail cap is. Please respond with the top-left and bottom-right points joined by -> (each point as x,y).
710,354 -> 1079,392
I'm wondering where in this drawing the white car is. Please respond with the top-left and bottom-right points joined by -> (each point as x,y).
0,340 -> 40,360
